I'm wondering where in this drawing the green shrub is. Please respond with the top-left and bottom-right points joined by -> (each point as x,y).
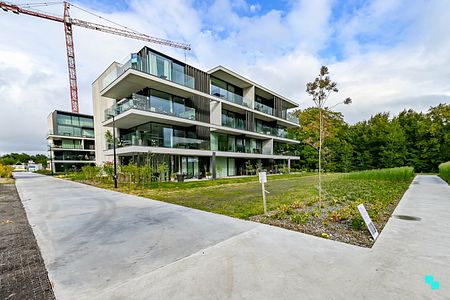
439,162 -> 450,183
0,164 -> 13,178
81,165 -> 101,181
35,169 -> 52,175
351,216 -> 365,231
290,212 -> 309,225
345,167 -> 415,181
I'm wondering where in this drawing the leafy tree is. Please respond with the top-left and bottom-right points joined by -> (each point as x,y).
305,66 -> 351,208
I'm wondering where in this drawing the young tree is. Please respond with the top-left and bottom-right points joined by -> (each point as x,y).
306,66 -> 351,209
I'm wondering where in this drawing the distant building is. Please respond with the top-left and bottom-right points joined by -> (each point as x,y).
26,160 -> 43,172
47,110 -> 96,172
12,164 -> 26,171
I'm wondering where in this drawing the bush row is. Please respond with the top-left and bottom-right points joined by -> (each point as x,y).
0,164 -> 13,178
439,162 -> 450,183
345,166 -> 415,181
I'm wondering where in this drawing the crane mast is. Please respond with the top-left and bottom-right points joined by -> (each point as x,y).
63,2 -> 79,112
0,1 -> 191,113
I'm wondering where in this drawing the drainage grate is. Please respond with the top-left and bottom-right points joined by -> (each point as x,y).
394,215 -> 421,221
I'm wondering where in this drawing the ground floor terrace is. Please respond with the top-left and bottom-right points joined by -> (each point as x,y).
109,148 -> 300,180
52,161 -> 95,173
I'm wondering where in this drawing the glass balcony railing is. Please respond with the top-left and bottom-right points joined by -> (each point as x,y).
287,114 -> 299,124
47,130 -> 94,139
52,145 -> 83,150
218,145 -> 262,154
104,94 -> 196,122
256,126 -> 288,138
210,85 -> 250,107
54,153 -> 95,161
274,149 -> 298,156
222,118 -> 246,130
254,102 -> 274,115
52,145 -> 95,150
101,55 -> 195,90
254,105 -> 298,124
108,132 -> 209,151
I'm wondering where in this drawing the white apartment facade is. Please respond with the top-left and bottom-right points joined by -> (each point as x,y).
92,47 -> 300,179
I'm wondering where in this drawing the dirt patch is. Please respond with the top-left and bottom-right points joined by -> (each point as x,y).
0,184 -> 55,300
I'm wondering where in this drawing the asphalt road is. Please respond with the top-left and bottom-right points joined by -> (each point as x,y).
15,173 -> 450,299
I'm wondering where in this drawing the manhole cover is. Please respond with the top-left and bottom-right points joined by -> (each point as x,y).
394,215 -> 421,221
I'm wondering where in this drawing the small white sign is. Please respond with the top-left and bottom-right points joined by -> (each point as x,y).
259,171 -> 267,183
357,204 -> 379,240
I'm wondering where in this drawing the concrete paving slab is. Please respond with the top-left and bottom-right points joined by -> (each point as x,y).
14,173 -> 450,299
14,172 -> 257,299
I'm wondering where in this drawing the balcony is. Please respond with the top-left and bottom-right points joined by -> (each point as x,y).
222,117 -> 246,131
287,114 -> 299,124
109,132 -> 209,151
47,130 -> 94,139
104,94 -> 196,122
210,85 -> 250,107
254,102 -> 274,115
256,126 -> 288,138
54,153 -> 95,161
51,145 -> 95,150
102,55 -> 195,90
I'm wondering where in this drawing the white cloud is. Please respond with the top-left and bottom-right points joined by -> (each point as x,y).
0,0 -> 449,154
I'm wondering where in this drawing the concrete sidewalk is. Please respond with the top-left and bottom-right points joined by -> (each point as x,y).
15,173 -> 450,299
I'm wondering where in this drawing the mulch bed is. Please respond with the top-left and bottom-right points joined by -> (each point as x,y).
0,183 -> 55,300
250,200 -> 400,248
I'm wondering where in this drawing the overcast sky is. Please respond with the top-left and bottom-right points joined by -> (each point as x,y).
0,0 -> 449,154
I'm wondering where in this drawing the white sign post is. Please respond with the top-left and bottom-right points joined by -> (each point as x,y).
357,204 -> 379,240
259,172 -> 268,215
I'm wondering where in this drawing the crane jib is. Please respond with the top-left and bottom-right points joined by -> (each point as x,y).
0,1 -> 191,113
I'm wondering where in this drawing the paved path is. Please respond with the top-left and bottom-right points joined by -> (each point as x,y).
15,173 -> 450,299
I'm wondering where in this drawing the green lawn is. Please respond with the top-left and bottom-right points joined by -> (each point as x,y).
69,168 -> 413,247
86,172 -> 411,222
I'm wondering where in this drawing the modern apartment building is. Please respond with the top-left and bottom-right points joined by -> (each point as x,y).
47,110 -> 96,172
92,47 -> 300,179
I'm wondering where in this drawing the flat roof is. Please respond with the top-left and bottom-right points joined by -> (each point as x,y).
52,110 -> 93,119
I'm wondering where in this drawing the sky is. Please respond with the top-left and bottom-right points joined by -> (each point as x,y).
0,0 -> 449,154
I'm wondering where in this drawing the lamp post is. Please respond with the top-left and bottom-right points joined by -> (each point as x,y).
107,114 -> 118,188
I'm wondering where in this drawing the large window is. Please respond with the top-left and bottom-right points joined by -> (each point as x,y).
57,114 -> 72,125
120,122 -> 209,150
147,52 -> 185,84
146,89 -> 195,120
55,113 -> 93,137
150,90 -> 172,114
210,77 -> 244,105
79,117 -> 94,127
222,109 -> 245,130
211,133 -> 262,153
57,125 -> 73,136
255,95 -> 274,115
82,128 -> 94,138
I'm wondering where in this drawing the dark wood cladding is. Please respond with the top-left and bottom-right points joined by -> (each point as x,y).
246,111 -> 254,131
196,125 -> 210,140
185,65 -> 210,94
187,95 -> 210,123
274,96 -> 286,118
185,65 -> 211,123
